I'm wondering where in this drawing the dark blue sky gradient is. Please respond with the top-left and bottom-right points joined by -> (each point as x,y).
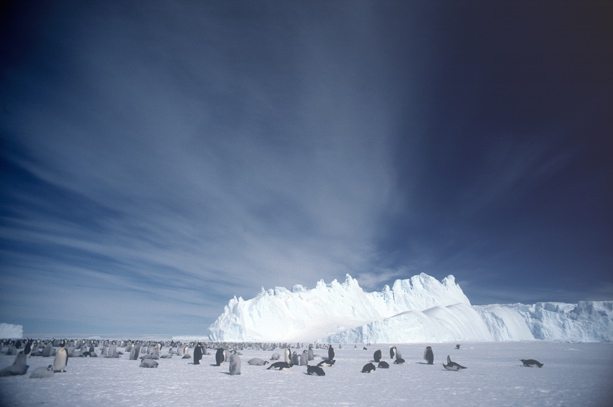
1,0 -> 612,336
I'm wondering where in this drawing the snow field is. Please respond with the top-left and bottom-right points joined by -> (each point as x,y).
1,341 -> 612,407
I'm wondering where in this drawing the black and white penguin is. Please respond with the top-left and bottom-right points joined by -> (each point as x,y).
424,346 -> 434,365
307,344 -> 314,361
393,357 -> 406,365
24,340 -> 32,357
317,359 -> 335,367
228,354 -> 241,375
361,362 -> 376,373
373,349 -> 382,362
520,359 -> 543,368
215,348 -> 226,366
284,347 -> 291,363
378,361 -> 390,369
53,341 -> 68,373
389,346 -> 397,359
267,361 -> 292,370
443,355 -> 467,371
328,345 -> 335,361
307,365 -> 325,376
193,343 -> 203,365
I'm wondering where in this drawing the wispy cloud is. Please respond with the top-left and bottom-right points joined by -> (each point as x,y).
0,1 -> 406,335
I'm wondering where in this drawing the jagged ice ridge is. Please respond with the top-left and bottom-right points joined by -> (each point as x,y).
207,273 -> 613,343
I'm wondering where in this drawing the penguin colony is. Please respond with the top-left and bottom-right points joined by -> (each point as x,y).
0,338 -> 545,381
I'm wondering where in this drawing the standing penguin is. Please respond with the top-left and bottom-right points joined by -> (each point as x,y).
307,344 -> 314,361
284,347 -> 291,363
215,348 -> 226,366
300,350 -> 308,366
107,341 -> 117,358
424,346 -> 434,365
24,340 -> 32,357
389,346 -> 397,359
193,343 -> 203,365
373,349 -> 382,362
53,341 -> 68,372
328,345 -> 335,361
228,354 -> 241,375
291,351 -> 300,365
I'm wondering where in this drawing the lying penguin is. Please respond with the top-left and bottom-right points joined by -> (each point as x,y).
443,355 -> 467,371
267,361 -> 292,370
317,359 -> 335,367
520,359 -> 544,368
306,365 -> 325,376
361,362 -> 376,373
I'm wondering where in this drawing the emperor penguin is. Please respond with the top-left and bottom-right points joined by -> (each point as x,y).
307,344 -> 314,361
228,354 -> 241,375
107,341 -> 117,358
307,365 -> 325,376
284,347 -> 291,363
443,355 -> 467,371
215,348 -> 226,366
291,351 -> 300,365
424,346 -> 434,365
389,346 -> 397,359
29,364 -> 54,379
361,362 -> 376,373
24,340 -> 32,357
193,343 -> 204,365
373,349 -> 382,362
520,359 -> 543,368
53,341 -> 68,372
0,352 -> 29,376
300,350 -> 308,366
328,345 -> 335,361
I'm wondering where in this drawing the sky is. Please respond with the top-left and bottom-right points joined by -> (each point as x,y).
1,0 -> 612,337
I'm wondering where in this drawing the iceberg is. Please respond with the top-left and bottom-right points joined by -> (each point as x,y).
207,273 -> 613,343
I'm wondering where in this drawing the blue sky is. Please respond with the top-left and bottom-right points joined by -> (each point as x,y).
1,0 -> 611,337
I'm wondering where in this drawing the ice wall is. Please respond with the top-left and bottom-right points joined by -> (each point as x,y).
0,323 -> 23,339
207,274 -> 613,343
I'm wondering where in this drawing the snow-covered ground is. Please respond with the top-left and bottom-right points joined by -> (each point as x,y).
1,341 -> 612,407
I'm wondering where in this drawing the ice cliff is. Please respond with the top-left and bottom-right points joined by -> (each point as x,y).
0,323 -> 23,339
207,273 -> 613,343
